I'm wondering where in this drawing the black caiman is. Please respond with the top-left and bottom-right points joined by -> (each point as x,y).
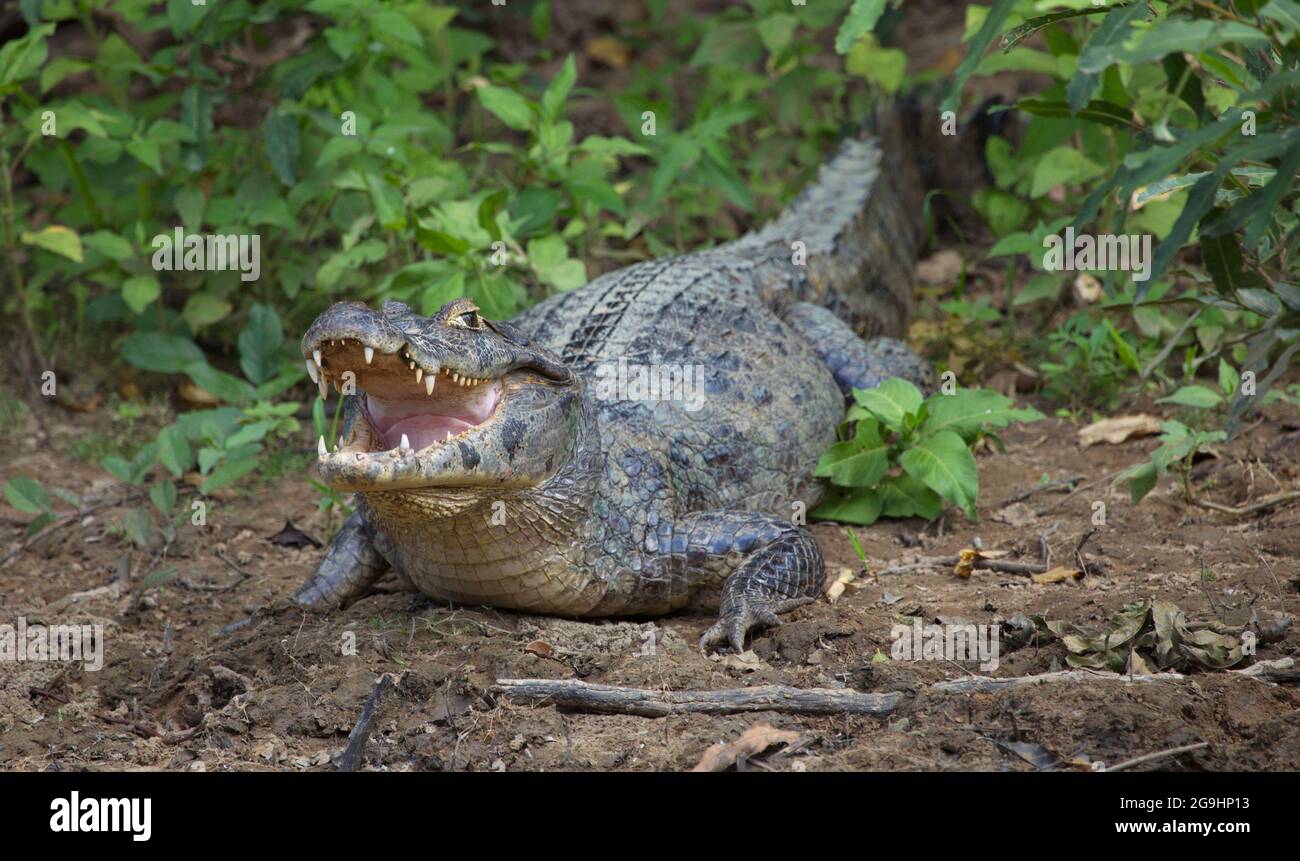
294,109 -> 943,653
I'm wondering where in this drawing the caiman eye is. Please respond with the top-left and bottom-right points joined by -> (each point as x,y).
452,309 -> 483,330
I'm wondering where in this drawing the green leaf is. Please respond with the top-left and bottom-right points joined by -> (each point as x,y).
125,138 -> 162,174
851,378 -> 923,430
1263,0 -> 1300,33
1127,462 -> 1158,505
150,479 -> 177,516
1017,98 -> 1133,129
1201,233 -> 1267,296
121,333 -> 205,374
1117,18 -> 1270,66
1029,146 -> 1106,198
122,507 -> 152,547
238,303 -> 284,386
814,418 -> 890,487
1157,385 -> 1223,408
174,187 -> 205,231
810,486 -> 883,525
200,456 -> 260,495
835,0 -> 886,54
941,0 -> 1015,113
845,35 -> 907,93
20,225 -> 82,262
920,388 -> 1043,442
1218,360 -> 1239,397
371,9 -> 423,45
1066,2 -> 1147,110
82,230 -> 132,261
757,14 -> 798,58
156,425 -> 193,478
899,430 -> 979,520
181,292 -> 233,331
541,54 -> 576,122
0,23 -> 53,86
121,275 -> 161,315
476,85 -> 533,131
264,110 -> 300,186
4,477 -> 50,514
878,473 -> 944,520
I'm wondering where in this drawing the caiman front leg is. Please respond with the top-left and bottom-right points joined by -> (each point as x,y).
782,301 -> 932,395
293,504 -> 394,609
663,511 -> 826,653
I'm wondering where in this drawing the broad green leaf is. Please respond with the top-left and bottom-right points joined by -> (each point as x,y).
845,35 -> 907,93
920,388 -> 1043,441
878,473 -> 943,520
371,9 -> 424,46
1157,385 -> 1223,408
181,292 -> 233,331
476,85 -> 533,131
82,230 -> 132,261
541,54 -> 576,121
121,275 -> 161,315
156,425 -> 194,478
264,110 -> 300,186
238,303 -> 284,385
1066,2 -> 1147,109
122,507 -> 152,547
835,0 -> 886,54
4,477 -> 50,514
201,456 -> 260,494
899,430 -> 979,519
1127,462 -> 1158,505
815,418 -> 889,487
150,479 -> 177,515
851,378 -> 923,430
1218,360 -> 1238,397
21,225 -> 82,262
1117,19 -> 1270,66
121,333 -> 205,374
810,487 -> 883,525
1029,146 -> 1106,198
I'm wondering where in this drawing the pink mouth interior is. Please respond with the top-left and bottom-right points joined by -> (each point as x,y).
367,382 -> 502,451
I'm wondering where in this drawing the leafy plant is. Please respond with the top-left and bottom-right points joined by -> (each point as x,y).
812,379 -> 1043,524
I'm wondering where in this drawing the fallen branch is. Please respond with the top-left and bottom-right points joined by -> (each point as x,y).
491,679 -> 900,717
1104,742 -> 1209,772
934,659 -> 1299,694
878,554 -> 1048,577
1189,488 -> 1300,517
337,673 -> 396,772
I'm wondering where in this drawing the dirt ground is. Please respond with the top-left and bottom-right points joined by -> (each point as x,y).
2,391 -> 1297,772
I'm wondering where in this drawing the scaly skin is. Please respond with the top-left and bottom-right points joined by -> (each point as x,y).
295,124 -> 931,652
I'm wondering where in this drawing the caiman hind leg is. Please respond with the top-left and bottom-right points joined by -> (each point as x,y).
782,301 -> 932,394
662,511 -> 826,653
292,505 -> 396,609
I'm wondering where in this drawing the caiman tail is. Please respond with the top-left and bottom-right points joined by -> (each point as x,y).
723,98 -> 982,340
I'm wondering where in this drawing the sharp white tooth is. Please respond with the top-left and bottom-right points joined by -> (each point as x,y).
317,377 -> 328,399
415,368 -> 423,383
313,349 -> 322,367
452,373 -> 460,384
364,346 -> 374,365
400,434 -> 410,451
306,359 -> 319,384
318,436 -> 327,457
425,375 -> 435,396
445,431 -> 453,442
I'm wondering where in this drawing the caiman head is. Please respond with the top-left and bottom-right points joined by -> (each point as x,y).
302,298 -> 581,492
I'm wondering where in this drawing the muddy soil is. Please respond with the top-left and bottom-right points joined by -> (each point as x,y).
2,394 -> 1297,772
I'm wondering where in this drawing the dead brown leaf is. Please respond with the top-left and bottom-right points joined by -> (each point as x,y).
690,724 -> 802,772
915,249 -> 964,286
585,36 -> 629,69
1032,566 -> 1083,584
1077,414 -> 1161,446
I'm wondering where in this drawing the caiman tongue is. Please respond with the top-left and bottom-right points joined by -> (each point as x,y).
367,382 -> 502,451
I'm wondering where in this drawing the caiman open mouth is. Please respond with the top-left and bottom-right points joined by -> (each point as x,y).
306,337 -> 505,457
